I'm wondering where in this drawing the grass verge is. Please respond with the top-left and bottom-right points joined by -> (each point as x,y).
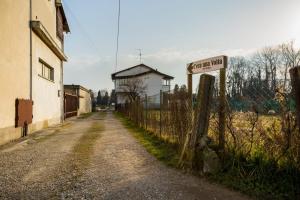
115,112 -> 300,200
114,112 -> 180,167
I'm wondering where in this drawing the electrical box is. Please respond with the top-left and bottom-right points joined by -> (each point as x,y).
15,99 -> 33,128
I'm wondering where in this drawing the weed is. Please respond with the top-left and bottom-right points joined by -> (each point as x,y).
115,112 -> 180,168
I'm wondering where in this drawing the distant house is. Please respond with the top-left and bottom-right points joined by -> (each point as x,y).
64,85 -> 92,117
0,0 -> 70,145
111,64 -> 174,105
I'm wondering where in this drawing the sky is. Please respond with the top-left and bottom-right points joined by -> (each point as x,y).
63,0 -> 300,93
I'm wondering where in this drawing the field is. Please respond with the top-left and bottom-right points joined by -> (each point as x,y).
119,105 -> 300,199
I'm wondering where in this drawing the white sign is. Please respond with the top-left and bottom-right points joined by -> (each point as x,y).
187,55 -> 227,74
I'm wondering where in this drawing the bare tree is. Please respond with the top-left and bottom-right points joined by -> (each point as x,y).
227,57 -> 247,97
120,78 -> 147,103
280,41 -> 300,90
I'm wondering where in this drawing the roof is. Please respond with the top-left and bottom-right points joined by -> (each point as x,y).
56,0 -> 70,33
111,64 -> 174,80
64,85 -> 91,93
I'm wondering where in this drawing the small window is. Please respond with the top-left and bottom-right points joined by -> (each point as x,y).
39,59 -> 54,81
119,79 -> 128,86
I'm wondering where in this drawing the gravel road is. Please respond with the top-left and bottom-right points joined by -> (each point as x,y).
0,112 -> 250,200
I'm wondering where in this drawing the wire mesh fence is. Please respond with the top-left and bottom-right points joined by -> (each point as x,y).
117,89 -> 192,150
209,79 -> 299,163
117,78 -> 300,171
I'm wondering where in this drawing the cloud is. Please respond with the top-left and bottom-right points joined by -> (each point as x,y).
142,48 -> 257,63
66,55 -> 112,70
64,47 -> 259,91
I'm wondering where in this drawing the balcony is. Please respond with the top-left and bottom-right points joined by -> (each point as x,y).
31,21 -> 67,61
162,85 -> 170,92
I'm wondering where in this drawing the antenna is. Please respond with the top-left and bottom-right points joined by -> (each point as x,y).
136,49 -> 142,64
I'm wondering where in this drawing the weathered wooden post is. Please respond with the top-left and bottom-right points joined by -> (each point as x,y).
188,73 -> 193,102
160,90 -> 162,138
179,74 -> 215,170
137,96 -> 140,126
290,66 -> 300,132
145,94 -> 148,130
218,56 -> 227,153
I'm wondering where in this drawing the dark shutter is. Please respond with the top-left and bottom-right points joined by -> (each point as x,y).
56,7 -> 64,41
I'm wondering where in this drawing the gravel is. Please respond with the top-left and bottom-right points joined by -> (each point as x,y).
0,112 -> 250,200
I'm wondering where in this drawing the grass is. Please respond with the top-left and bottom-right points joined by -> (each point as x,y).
78,112 -> 95,119
72,122 -> 103,168
114,112 -> 180,168
58,112 -> 105,195
208,153 -> 300,200
115,111 -> 300,200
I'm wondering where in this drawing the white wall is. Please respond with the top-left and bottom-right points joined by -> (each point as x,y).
32,34 -> 63,129
116,72 -> 171,105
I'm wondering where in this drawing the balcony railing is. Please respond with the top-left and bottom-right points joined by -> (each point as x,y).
162,85 -> 170,92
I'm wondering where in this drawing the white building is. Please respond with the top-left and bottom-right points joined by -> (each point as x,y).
111,64 -> 174,105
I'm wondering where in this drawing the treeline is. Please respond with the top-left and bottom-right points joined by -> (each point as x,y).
170,41 -> 300,113
91,90 -> 116,108
223,41 -> 300,112
226,41 -> 299,96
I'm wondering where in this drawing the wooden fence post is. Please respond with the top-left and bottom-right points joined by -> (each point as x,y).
219,64 -> 226,153
179,74 -> 215,170
160,90 -> 162,138
137,97 -> 140,126
290,66 -> 300,132
188,74 -> 193,102
145,94 -> 148,130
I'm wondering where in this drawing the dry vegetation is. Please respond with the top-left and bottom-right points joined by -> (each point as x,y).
118,90 -> 299,199
117,41 -> 300,199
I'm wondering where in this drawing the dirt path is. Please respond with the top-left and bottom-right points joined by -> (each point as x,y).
0,112 -> 250,199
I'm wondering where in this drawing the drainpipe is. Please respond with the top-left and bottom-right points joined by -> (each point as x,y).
60,41 -> 64,122
29,0 -> 33,100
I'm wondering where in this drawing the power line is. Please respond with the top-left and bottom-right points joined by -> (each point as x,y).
63,1 -> 101,55
115,0 -> 121,72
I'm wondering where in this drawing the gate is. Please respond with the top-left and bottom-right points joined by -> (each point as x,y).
64,93 -> 78,119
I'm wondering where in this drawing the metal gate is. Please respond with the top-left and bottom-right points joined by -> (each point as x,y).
64,93 -> 78,119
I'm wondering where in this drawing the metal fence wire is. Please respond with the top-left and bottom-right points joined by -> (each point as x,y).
117,77 -> 300,175
117,89 -> 192,149
117,79 -> 299,162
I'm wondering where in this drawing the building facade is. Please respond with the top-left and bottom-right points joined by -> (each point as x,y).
111,64 -> 174,105
0,0 -> 70,145
64,85 -> 93,116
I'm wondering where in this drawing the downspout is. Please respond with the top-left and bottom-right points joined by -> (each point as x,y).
29,0 -> 33,100
61,60 -> 64,123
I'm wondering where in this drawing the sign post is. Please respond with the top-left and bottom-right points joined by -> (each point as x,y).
218,57 -> 227,154
187,74 -> 193,101
186,55 -> 228,154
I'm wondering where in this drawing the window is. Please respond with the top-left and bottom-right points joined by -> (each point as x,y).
39,59 -> 54,81
119,79 -> 128,86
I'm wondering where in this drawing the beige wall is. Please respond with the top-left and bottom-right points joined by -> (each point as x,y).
32,0 -> 63,49
0,0 -> 66,145
78,89 -> 92,115
0,1 -> 31,129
